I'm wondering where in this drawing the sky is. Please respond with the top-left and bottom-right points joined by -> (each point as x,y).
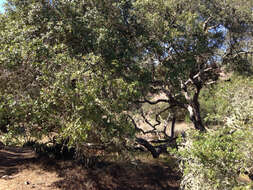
0,0 -> 6,13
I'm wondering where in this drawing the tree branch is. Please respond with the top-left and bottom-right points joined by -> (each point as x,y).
135,137 -> 177,158
127,114 -> 146,134
135,137 -> 160,158
136,98 -> 169,105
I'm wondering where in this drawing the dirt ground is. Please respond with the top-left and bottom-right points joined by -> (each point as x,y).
0,146 -> 180,190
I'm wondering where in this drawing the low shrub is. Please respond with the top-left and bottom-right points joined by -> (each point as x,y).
171,76 -> 253,190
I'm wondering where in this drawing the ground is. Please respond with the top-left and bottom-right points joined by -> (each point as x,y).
0,146 -> 181,190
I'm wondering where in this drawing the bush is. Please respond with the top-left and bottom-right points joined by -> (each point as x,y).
200,75 -> 253,126
172,76 -> 253,190
176,127 -> 253,190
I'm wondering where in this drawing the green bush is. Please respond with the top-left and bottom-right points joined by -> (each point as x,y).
176,127 -> 253,190
172,76 -> 253,190
200,75 -> 253,126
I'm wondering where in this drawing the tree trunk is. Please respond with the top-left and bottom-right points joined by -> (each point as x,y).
170,117 -> 176,137
182,81 -> 206,132
187,103 -> 205,132
0,125 -> 8,133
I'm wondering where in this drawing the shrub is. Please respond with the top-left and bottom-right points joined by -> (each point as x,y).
172,76 -> 253,190
176,127 -> 253,190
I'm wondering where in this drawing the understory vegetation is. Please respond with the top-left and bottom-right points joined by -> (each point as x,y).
0,0 -> 253,189
173,76 -> 253,190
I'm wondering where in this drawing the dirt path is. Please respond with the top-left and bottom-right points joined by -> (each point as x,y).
0,146 -> 61,190
0,146 -> 180,190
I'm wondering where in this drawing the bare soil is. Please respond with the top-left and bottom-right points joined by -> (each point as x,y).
0,146 -> 180,190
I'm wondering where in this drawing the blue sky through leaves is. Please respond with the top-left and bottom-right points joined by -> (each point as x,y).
0,0 -> 6,13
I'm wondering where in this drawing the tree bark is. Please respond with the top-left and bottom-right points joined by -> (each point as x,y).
181,79 -> 206,132
135,137 -> 160,158
187,103 -> 205,132
170,117 -> 176,137
135,137 -> 177,158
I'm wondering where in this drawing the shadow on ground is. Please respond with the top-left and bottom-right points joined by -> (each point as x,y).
0,147 -> 36,177
0,146 -> 180,190
41,158 -> 180,190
